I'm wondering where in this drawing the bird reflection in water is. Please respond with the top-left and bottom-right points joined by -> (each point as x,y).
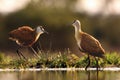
87,70 -> 99,80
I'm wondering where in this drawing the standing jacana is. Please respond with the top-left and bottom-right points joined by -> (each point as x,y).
72,20 -> 105,70
9,26 -> 48,60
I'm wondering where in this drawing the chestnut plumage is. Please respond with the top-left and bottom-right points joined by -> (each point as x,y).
9,26 -> 47,59
9,26 -> 44,47
80,32 -> 105,58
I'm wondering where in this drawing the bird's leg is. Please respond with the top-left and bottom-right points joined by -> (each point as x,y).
95,57 -> 100,71
16,48 -> 27,60
30,47 -> 40,59
96,69 -> 99,80
87,70 -> 90,80
16,49 -> 22,60
85,54 -> 90,71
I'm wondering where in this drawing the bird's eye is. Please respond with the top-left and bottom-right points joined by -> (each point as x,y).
42,28 -> 44,31
73,20 -> 77,24
73,20 -> 76,23
40,26 -> 42,29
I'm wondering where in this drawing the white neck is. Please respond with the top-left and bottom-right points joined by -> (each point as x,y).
73,21 -> 82,37
74,25 -> 81,33
35,33 -> 41,41
72,20 -> 82,49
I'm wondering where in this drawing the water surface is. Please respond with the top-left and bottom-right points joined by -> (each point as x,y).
0,70 -> 119,80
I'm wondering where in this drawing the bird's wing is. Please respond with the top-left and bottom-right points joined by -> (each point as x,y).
9,27 -> 35,42
18,26 -> 34,31
9,29 -> 20,41
80,32 -> 105,55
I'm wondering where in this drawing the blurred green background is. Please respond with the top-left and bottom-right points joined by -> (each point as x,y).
0,0 -> 120,55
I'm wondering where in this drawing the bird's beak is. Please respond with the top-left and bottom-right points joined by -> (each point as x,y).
44,30 -> 49,34
72,20 -> 76,25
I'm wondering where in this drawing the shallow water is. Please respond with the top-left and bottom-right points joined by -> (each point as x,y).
0,70 -> 120,80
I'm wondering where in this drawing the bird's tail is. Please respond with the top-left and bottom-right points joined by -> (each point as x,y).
8,32 -> 16,41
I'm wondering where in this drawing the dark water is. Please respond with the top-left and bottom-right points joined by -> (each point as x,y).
0,71 -> 119,80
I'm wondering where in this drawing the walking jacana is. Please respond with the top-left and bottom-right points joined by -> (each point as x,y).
72,20 -> 105,70
9,26 -> 48,60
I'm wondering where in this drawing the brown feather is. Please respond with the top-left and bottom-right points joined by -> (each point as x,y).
9,26 -> 36,47
80,32 -> 105,58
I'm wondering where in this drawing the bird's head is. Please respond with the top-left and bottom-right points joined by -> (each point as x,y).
72,20 -> 82,32
35,26 -> 48,34
72,20 -> 81,28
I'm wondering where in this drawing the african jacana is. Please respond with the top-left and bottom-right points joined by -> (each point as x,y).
72,20 -> 105,70
9,26 -> 48,60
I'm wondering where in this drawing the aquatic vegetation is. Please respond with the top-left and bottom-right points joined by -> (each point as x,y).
104,52 -> 120,67
0,51 -> 120,68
